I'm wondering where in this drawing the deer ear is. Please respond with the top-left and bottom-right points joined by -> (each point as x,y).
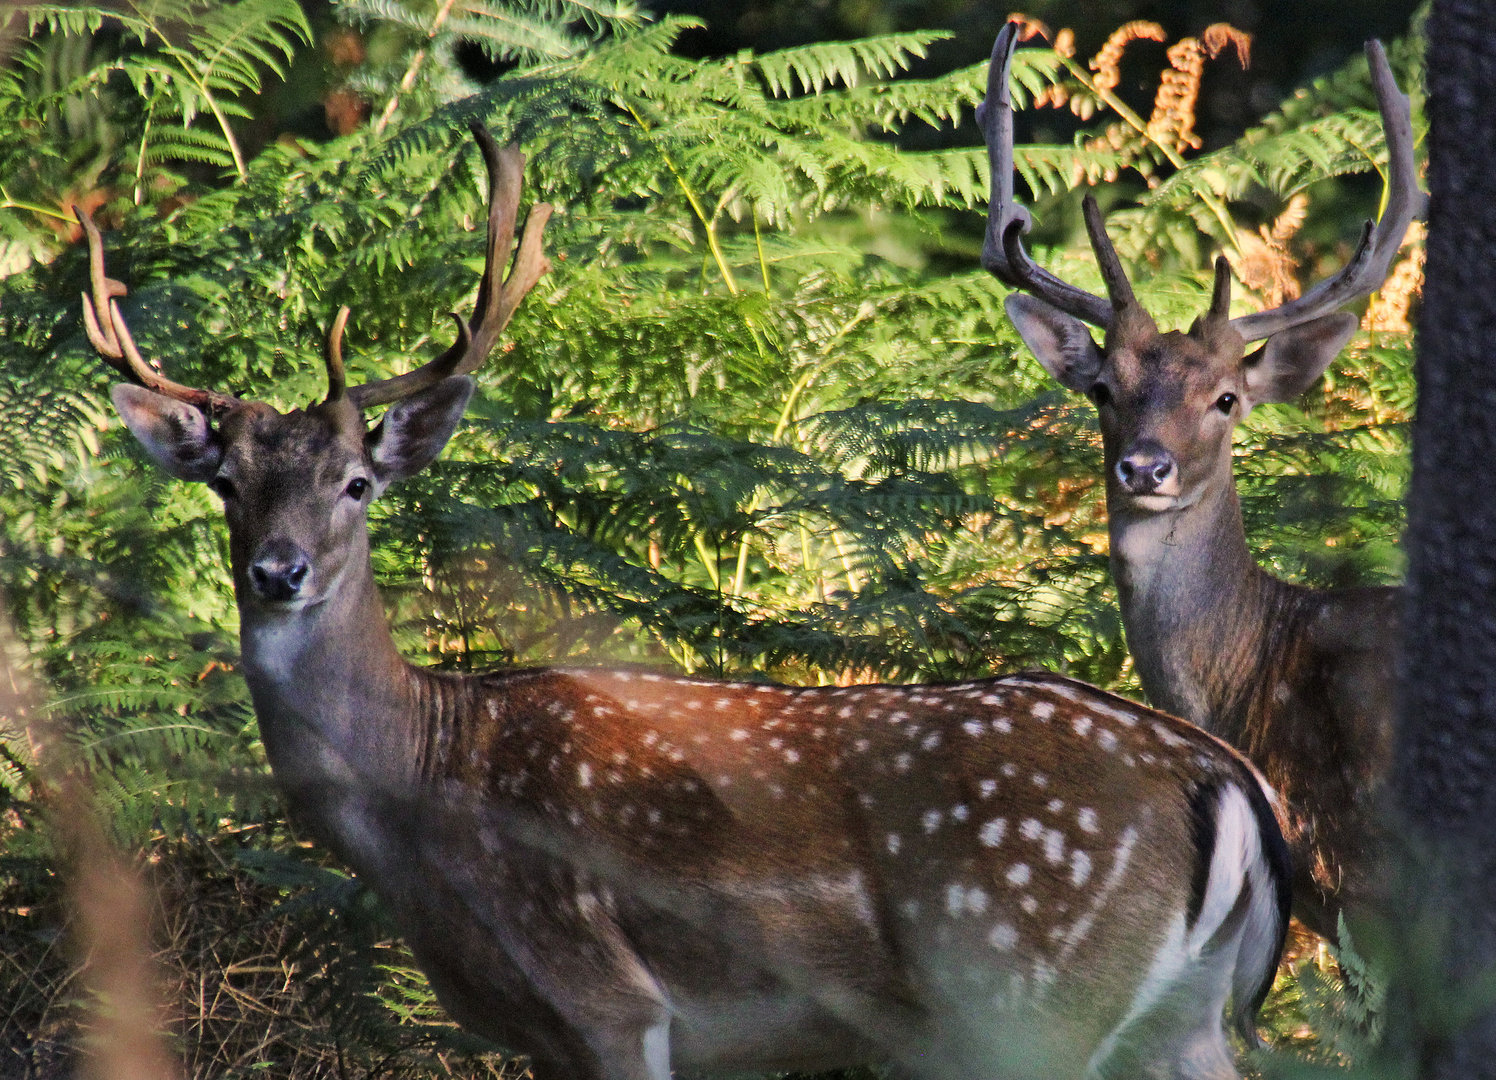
367,376 -> 475,490
1005,294 -> 1104,394
111,384 -> 223,482
1243,313 -> 1357,405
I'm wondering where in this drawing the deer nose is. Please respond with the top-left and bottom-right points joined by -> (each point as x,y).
1116,442 -> 1176,495
249,538 -> 310,603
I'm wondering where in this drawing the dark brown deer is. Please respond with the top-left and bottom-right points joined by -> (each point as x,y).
84,124 -> 1291,1080
978,23 -> 1421,942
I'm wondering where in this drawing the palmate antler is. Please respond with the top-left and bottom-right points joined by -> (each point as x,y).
977,22 -> 1423,340
82,121 -> 551,417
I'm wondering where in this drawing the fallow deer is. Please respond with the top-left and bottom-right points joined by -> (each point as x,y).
84,123 -> 1291,1079
978,23 -> 1421,942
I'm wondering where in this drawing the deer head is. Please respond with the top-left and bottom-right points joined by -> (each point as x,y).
979,24 -> 1421,517
84,125 -> 550,622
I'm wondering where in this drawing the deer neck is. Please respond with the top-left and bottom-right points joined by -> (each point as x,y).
1106,479 -> 1276,732
236,547 -> 425,795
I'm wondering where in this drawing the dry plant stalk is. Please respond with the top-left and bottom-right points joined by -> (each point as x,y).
0,600 -> 182,1080
1362,220 -> 1426,332
68,796 -> 183,1080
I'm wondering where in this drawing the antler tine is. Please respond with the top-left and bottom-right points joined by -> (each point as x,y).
1230,39 -> 1425,342
978,22 -> 1113,328
347,126 -> 552,410
1081,194 -> 1140,311
77,207 -> 241,416
1208,255 -> 1232,318
324,305 -> 352,402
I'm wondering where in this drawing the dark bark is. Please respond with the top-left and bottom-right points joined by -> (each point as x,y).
1395,1 -> 1496,1073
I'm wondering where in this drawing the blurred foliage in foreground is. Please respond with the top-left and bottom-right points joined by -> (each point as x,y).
1,1 -> 1418,1075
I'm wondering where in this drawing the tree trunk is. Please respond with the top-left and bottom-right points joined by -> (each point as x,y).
1395,1 -> 1496,1072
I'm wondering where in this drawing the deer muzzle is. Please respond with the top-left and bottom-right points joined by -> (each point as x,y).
249,537 -> 311,604
1115,440 -> 1180,498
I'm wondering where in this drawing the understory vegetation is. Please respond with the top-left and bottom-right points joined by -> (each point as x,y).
0,1 -> 1420,1075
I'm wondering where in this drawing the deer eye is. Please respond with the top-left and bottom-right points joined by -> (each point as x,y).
345,478 -> 370,501
208,477 -> 237,500
1215,393 -> 1238,415
1089,383 -> 1112,408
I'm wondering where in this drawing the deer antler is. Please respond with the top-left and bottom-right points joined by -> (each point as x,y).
333,123 -> 553,410
981,27 -> 1424,340
978,22 -> 1114,328
78,209 -> 243,416
1228,40 -> 1424,342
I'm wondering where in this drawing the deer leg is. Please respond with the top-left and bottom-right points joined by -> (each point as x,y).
523,1015 -> 672,1080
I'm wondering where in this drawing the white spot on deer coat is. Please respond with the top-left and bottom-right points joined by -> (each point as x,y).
1006,863 -> 1031,887
963,720 -> 985,737
1150,722 -> 1186,748
1020,818 -> 1042,841
1043,829 -> 1065,865
1032,701 -> 1054,721
980,818 -> 1007,847
1090,700 -> 1139,728
1078,807 -> 1099,832
1070,849 -> 1092,886
1073,715 -> 1092,737
887,833 -> 902,855
946,883 -> 965,916
988,922 -> 1018,951
923,809 -> 942,834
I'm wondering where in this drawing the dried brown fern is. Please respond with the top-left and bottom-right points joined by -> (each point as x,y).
1089,21 -> 1166,92
1229,192 -> 1310,308
1147,24 -> 1252,152
1362,221 -> 1426,333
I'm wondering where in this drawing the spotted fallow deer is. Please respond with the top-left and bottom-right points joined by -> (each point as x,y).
83,123 -> 1290,1080
978,23 -> 1421,943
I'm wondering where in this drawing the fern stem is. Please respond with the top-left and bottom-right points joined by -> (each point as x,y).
148,34 -> 248,179
773,301 -> 875,443
624,103 -> 740,295
0,190 -> 77,223
692,531 -> 721,589
373,0 -> 460,137
152,31 -> 250,180
134,107 -> 154,205
1052,52 -> 1243,261
753,209 -> 771,294
831,529 -> 862,594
